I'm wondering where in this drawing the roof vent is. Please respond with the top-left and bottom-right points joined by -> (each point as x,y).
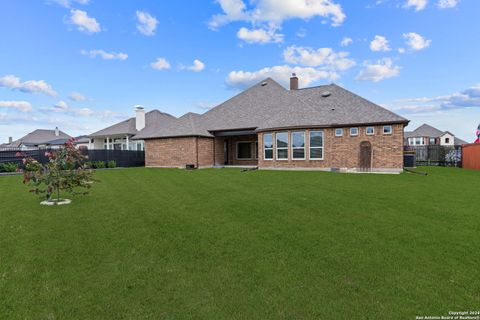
321,91 -> 331,98
261,81 -> 268,86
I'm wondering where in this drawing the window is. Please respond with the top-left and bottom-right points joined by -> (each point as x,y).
366,127 -> 375,135
383,125 -> 392,135
445,138 -> 450,144
264,134 -> 273,160
309,131 -> 324,160
414,137 -> 424,145
335,128 -> 343,137
276,132 -> 289,160
292,131 -> 305,160
429,138 -> 436,145
350,127 -> 359,136
236,142 -> 253,160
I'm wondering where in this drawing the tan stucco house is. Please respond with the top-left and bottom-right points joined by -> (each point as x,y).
133,75 -> 409,173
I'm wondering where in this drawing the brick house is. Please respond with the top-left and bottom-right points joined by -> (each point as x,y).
404,123 -> 468,146
133,75 -> 409,173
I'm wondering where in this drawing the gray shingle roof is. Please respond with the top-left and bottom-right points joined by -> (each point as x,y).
89,110 -> 176,137
454,137 -> 469,145
404,124 -> 445,138
1,129 -> 72,147
133,112 -> 212,139
136,78 -> 408,139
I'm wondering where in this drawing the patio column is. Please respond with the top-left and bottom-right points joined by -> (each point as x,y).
126,135 -> 129,150
107,136 -> 110,150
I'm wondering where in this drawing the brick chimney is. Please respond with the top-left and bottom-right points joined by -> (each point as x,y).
8,136 -> 12,144
135,105 -> 146,131
55,126 -> 59,137
290,73 -> 299,90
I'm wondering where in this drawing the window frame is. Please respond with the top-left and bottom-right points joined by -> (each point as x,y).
236,141 -> 254,160
335,128 -> 343,137
275,132 -> 289,161
366,126 -> 375,136
383,125 -> 393,135
291,131 -> 306,160
350,127 -> 359,136
263,133 -> 273,160
309,130 -> 324,160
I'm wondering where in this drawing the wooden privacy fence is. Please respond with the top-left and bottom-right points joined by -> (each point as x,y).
404,145 -> 462,167
462,144 -> 480,170
0,148 -> 145,168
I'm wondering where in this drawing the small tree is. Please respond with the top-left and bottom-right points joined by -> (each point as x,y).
20,139 -> 94,203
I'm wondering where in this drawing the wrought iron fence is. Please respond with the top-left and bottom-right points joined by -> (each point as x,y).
404,145 -> 462,167
0,147 -> 145,168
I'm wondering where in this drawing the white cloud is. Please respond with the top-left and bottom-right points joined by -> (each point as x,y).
237,27 -> 284,44
357,58 -> 400,82
186,59 -> 205,72
136,11 -> 158,36
54,100 -> 69,111
437,0 -> 459,8
0,101 -> 33,112
395,84 -> 480,109
0,75 -> 57,96
150,58 -> 171,70
81,49 -> 128,60
209,0 -> 346,40
398,48 -> 406,54
283,46 -> 355,71
41,100 -> 94,117
403,32 -> 431,50
404,0 -> 428,11
390,104 -> 441,113
69,9 -> 101,33
369,35 -> 391,52
49,0 -> 90,8
340,37 -> 353,47
226,65 -> 336,90
69,92 -> 88,101
72,108 -> 94,116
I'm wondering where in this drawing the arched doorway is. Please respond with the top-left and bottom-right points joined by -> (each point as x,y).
359,141 -> 372,171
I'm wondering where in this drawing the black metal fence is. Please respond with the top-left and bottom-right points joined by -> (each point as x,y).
0,148 -> 145,168
404,145 -> 462,167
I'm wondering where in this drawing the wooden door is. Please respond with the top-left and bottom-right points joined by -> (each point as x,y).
359,141 -> 372,171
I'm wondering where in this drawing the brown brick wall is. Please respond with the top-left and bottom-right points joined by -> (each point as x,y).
214,135 -> 258,166
145,137 -> 214,168
258,124 -> 404,170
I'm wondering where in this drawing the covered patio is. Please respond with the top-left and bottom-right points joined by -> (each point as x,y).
213,129 -> 258,167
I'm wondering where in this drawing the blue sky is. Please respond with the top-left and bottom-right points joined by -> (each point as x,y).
1,0 -> 479,142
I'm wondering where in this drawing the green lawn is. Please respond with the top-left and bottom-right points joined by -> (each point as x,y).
1,167 -> 479,319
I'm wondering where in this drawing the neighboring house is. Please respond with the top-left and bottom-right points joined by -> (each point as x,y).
88,106 -> 176,151
0,127 -> 72,150
404,124 -> 468,146
74,136 -> 90,149
133,75 -> 409,172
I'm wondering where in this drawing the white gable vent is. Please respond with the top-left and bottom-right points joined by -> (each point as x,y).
261,81 -> 268,86
321,91 -> 331,97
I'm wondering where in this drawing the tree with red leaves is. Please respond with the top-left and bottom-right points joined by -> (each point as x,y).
21,139 -> 94,204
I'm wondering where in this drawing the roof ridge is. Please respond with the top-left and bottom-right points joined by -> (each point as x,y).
202,77 -> 286,117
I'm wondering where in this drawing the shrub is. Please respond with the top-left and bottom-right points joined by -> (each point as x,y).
107,160 -> 117,168
20,139 -> 95,202
94,161 -> 106,169
0,162 -> 19,173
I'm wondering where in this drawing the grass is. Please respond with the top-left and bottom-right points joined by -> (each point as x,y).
1,167 -> 479,319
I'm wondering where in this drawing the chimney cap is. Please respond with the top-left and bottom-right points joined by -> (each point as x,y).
291,73 -> 297,78
134,105 -> 145,110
